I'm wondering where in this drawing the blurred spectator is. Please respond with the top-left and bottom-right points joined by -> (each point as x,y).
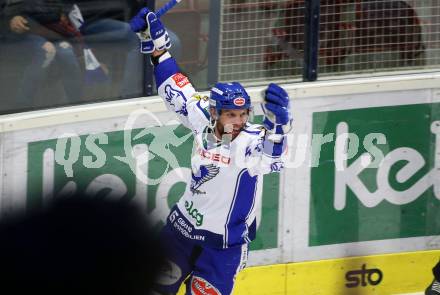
0,194 -> 164,295
1,0 -> 144,108
4,0 -> 85,105
264,0 -> 425,74
2,0 -> 76,107
1,0 -> 183,112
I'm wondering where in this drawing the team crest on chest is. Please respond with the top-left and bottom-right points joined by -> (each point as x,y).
190,164 -> 220,195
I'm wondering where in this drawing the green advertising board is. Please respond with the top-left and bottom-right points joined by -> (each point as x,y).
27,124 -> 279,251
310,102 -> 440,246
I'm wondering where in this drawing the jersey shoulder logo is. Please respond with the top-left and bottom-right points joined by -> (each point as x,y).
172,72 -> 190,88
164,84 -> 188,116
190,164 -> 220,195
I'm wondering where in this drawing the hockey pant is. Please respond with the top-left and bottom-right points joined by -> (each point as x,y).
434,260 -> 440,281
154,224 -> 249,295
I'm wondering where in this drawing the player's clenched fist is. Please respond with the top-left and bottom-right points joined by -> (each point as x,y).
129,7 -> 171,54
262,83 -> 293,137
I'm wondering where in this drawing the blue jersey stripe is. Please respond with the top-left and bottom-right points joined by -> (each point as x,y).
225,169 -> 257,247
224,169 -> 243,248
245,179 -> 257,222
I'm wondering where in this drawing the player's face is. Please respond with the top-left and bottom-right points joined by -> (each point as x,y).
211,108 -> 249,140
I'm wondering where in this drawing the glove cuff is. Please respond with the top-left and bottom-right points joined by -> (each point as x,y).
263,134 -> 285,156
153,34 -> 171,51
265,133 -> 284,144
151,51 -> 171,66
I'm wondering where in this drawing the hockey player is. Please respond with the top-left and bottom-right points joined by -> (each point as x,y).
130,8 -> 292,295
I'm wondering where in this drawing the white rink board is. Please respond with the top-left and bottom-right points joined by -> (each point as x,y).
285,88 -> 440,263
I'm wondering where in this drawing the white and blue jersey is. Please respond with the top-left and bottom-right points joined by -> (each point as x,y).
155,55 -> 285,249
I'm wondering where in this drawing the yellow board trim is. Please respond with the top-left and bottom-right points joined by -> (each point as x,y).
177,250 -> 440,294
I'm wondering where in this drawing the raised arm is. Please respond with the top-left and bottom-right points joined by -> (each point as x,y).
248,83 -> 293,176
130,8 -> 209,133
152,49 -> 210,132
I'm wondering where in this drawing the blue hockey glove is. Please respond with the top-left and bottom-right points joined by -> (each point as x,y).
130,8 -> 154,53
130,7 -> 171,53
130,7 -> 149,32
262,83 -> 293,136
145,11 -> 171,51
138,31 -> 155,54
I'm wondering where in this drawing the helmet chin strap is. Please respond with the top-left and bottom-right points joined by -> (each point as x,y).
208,117 -> 221,141
208,115 -> 228,142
